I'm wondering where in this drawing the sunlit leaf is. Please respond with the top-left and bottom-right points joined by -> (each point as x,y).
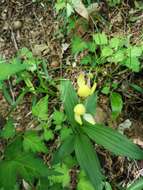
23,131 -> 48,153
84,123 -> 143,159
32,95 -> 48,120
0,63 -> 28,81
127,177 -> 143,190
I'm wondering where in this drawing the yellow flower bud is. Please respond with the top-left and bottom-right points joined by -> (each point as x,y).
74,104 -> 86,115
77,85 -> 91,98
74,114 -> 82,125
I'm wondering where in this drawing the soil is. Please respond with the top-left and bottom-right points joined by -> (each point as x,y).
1,0 -> 143,189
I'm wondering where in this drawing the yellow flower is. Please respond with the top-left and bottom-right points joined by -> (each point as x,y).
74,104 -> 86,125
74,104 -> 86,115
77,73 -> 97,98
74,104 -> 96,125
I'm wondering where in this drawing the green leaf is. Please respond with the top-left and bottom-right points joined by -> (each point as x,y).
53,135 -> 75,164
105,182 -> 112,190
66,3 -> 74,17
124,57 -> 140,72
77,170 -> 95,190
84,93 -> 98,115
0,118 -> 15,139
129,83 -> 143,94
101,86 -> 110,95
43,129 -> 54,141
109,37 -> 122,49
72,36 -> 87,54
49,164 -> 70,188
55,0 -> 66,12
127,46 -> 142,57
52,110 -> 65,125
93,33 -> 108,45
32,95 -> 48,120
23,131 -> 47,153
87,42 -> 96,52
37,177 -> 50,190
0,63 -> 28,81
0,160 -> 17,190
110,92 -> 123,119
74,133 -> 104,190
101,47 -> 113,57
127,177 -> 143,190
111,50 -> 125,63
60,127 -> 73,141
83,123 -> 143,160
0,151 -> 51,190
80,55 -> 92,65
60,80 -> 78,127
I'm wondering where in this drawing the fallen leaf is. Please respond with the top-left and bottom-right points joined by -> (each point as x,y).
72,0 -> 89,20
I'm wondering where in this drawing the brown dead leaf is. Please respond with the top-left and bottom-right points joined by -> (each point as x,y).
72,0 -> 89,20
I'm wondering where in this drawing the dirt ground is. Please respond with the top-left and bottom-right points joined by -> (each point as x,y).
1,0 -> 143,189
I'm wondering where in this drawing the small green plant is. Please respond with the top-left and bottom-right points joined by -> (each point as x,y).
107,0 -> 121,7
0,49 -> 57,190
71,33 -> 143,72
53,73 -> 143,190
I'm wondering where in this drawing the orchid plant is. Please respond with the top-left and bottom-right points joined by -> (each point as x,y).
74,73 -> 96,125
53,73 -> 143,190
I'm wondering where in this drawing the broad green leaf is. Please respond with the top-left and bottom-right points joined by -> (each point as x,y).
0,63 -> 28,81
124,57 -> 140,72
43,129 -> 54,141
101,86 -> 110,95
111,50 -> 125,63
0,151 -> 51,190
37,177 -> 50,190
74,133 -> 104,190
53,135 -> 75,164
60,127 -> 73,141
5,136 -> 23,159
0,118 -> 15,139
93,33 -> 108,45
32,95 -> 48,120
77,171 -> 95,190
0,160 -> 17,190
83,123 -> 143,159
84,93 -> 98,115
55,0 -> 66,12
49,164 -> 70,188
105,182 -> 112,190
110,92 -> 123,119
127,177 -> 143,190
60,80 -> 78,127
72,36 -> 87,54
23,131 -> 47,153
52,110 -> 65,125
81,55 -> 92,65
109,37 -> 122,49
101,47 -> 113,57
87,42 -> 96,52
127,46 -> 142,57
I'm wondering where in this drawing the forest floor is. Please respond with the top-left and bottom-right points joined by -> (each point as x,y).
1,0 -> 143,189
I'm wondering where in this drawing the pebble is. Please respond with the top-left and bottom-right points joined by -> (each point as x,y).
13,21 -> 22,30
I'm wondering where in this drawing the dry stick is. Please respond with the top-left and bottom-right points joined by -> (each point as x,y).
11,28 -> 18,51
